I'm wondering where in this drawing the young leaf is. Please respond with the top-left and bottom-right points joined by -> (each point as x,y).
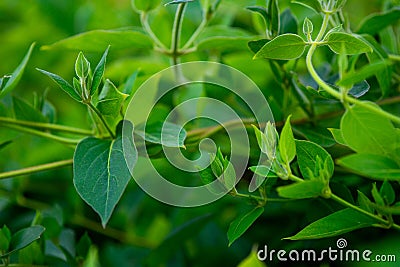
198,165 -> 226,195
357,191 -> 375,214
90,47 -> 109,96
75,52 -> 90,79
1,226 -> 45,258
380,181 -> 395,205
337,154 -> 400,181
303,17 -> 313,37
252,125 -> 269,155
246,6 -> 268,26
328,128 -> 347,146
326,32 -> 372,55
267,0 -> 280,38
291,0 -> 322,13
0,226 -> 11,251
371,184 -> 385,207
135,121 -> 187,148
357,8 -> 400,35
333,0 -> 347,11
0,43 -> 35,99
340,103 -> 398,156
228,207 -> 264,246
73,121 -> 138,227
285,208 -> 377,240
279,115 -> 296,164
277,180 -> 325,199
131,0 -> 162,12
42,30 -> 153,52
296,140 -> 334,179
12,97 -> 47,123
254,34 -> 307,60
249,164 -> 275,177
37,69 -> 82,102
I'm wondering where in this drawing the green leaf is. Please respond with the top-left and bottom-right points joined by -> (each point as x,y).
91,46 -> 109,96
337,60 -> 390,88
337,154 -> 400,181
357,8 -> 400,35
277,180 -> 325,199
135,121 -> 187,148
228,207 -> 264,246
285,208 -> 377,240
0,226 -> 11,251
198,166 -> 226,195
1,226 -> 45,258
326,32 -> 372,55
75,52 -> 90,79
380,181 -> 395,205
371,183 -> 384,206
252,125 -> 268,155
291,0 -> 322,13
37,69 -> 81,102
295,126 -> 336,147
238,249 -> 267,267
0,43 -> 35,99
165,0 -> 194,5
246,6 -> 268,26
267,0 -> 280,38
357,191 -> 375,214
303,17 -> 313,37
340,103 -> 398,156
249,164 -> 275,177
333,0 -> 347,11
42,30 -> 153,52
197,26 -> 254,51
0,141 -> 12,152
248,39 -> 269,54
131,0 -> 162,12
296,140 -> 334,180
328,128 -> 346,146
254,34 -> 306,60
73,121 -> 137,227
279,115 -> 296,164
76,232 -> 92,259
279,8 -> 298,35
12,97 -> 47,123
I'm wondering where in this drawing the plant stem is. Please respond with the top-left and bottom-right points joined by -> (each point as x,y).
0,159 -> 73,180
86,102 -> 115,139
0,124 -> 81,145
306,13 -> 400,124
182,16 -> 208,50
140,12 -> 168,50
0,117 -> 93,135
388,54 -> 400,61
171,2 -> 187,65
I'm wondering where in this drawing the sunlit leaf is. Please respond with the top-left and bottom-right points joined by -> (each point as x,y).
228,207 -> 264,246
254,34 -> 306,60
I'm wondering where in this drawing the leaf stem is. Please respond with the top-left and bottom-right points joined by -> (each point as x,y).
306,13 -> 400,124
86,102 -> 115,139
0,124 -> 81,145
182,14 -> 208,50
140,12 -> 168,50
171,2 -> 187,65
0,159 -> 73,180
388,54 -> 400,61
0,117 -> 93,135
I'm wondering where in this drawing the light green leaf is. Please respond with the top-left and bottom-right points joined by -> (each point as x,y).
357,8 -> 400,35
252,125 -> 268,155
1,226 -> 45,258
246,6 -> 268,25
267,0 -> 280,38
165,0 -> 194,5
37,69 -> 81,102
337,154 -> 400,181
228,207 -> 264,246
0,43 -> 35,98
357,191 -> 375,214
380,180 -> 395,205
296,140 -> 334,179
197,26 -> 254,51
73,121 -> 137,227
326,32 -> 372,55
277,180 -> 325,199
328,128 -> 346,146
42,30 -> 153,52
291,0 -> 322,13
371,183 -> 384,206
249,164 -> 275,177
334,0 -> 347,11
254,34 -> 306,60
131,0 -> 162,12
340,103 -> 398,156
135,121 -> 187,148
75,52 -> 90,79
91,46 -> 109,96
285,208 -> 377,240
238,249 -> 267,267
303,17 -> 313,37
279,115 -> 296,164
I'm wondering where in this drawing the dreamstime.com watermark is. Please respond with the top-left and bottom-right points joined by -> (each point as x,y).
257,238 -> 397,263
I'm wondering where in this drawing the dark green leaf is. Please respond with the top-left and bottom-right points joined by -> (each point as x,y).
279,8 -> 298,35
380,181 -> 395,205
12,97 -> 47,123
254,34 -> 306,60
267,0 -> 280,38
198,166 -> 226,195
1,226 -> 45,258
91,46 -> 109,96
371,183 -> 384,206
326,32 -> 372,55
228,207 -> 264,246
76,232 -> 92,259
0,141 -> 12,151
42,30 -> 153,52
340,103 -> 398,156
296,140 -> 334,179
295,126 -> 336,147
338,60 -> 390,88
37,69 -> 81,102
73,121 -> 138,226
279,115 -> 296,164
135,121 -> 186,148
0,43 -> 35,98
357,190 -> 375,214
285,208 -> 377,240
246,6 -> 268,25
357,8 -> 400,35
248,39 -> 269,54
291,0 -> 322,13
277,180 -> 325,199
0,226 -> 11,251
337,154 -> 400,181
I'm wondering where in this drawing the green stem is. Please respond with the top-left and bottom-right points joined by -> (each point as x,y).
306,13 -> 400,124
171,2 -> 187,65
1,124 -> 81,145
0,159 -> 73,180
182,16 -> 208,50
0,117 -> 92,135
86,102 -> 115,139
388,54 -> 400,61
140,12 -> 168,50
